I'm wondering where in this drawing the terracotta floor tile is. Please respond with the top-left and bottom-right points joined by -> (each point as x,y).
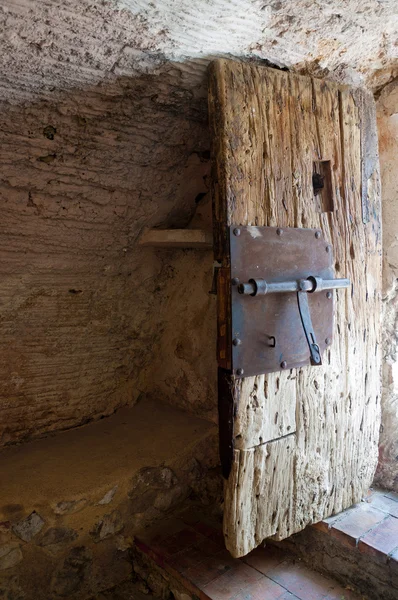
321,513 -> 346,528
367,491 -> 398,518
138,517 -> 187,545
266,560 -> 339,600
331,504 -> 387,546
183,550 -> 238,588
389,546 -> 398,561
313,506 -> 364,536
384,490 -> 398,502
358,515 -> 398,559
209,530 -> 226,547
205,571 -> 282,600
192,521 -> 225,547
176,507 -> 204,525
169,539 -> 222,572
241,544 -> 286,575
151,527 -> 204,558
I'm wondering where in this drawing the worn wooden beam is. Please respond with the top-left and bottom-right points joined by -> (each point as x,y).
139,229 -> 213,248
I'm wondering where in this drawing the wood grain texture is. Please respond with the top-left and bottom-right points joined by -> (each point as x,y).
209,59 -> 382,557
139,229 -> 213,248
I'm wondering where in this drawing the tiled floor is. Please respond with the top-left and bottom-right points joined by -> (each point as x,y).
135,512 -> 362,600
314,487 -> 398,562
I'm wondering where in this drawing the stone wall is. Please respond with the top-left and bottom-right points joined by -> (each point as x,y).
0,65 -> 216,445
1,0 -> 397,445
375,79 -> 398,492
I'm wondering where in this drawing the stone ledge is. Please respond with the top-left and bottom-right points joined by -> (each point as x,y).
0,400 -> 220,600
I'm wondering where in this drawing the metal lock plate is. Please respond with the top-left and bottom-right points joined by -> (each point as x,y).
230,226 -> 334,377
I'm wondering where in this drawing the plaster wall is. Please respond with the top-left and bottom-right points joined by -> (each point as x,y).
0,0 -> 397,445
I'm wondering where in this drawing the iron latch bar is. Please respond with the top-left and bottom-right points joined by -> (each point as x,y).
237,276 -> 350,368
238,277 -> 350,296
297,290 -> 322,365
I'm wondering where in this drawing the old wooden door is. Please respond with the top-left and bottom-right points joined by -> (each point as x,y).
208,59 -> 382,558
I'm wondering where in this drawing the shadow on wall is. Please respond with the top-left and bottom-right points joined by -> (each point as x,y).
0,60 -> 217,447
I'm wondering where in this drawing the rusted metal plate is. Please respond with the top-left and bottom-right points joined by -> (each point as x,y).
229,226 -> 334,378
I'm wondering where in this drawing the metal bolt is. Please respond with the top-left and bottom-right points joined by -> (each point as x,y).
315,231 -> 321,239
236,368 -> 244,376
325,337 -> 331,345
231,277 -> 240,286
326,291 -> 332,299
233,228 -> 241,237
280,360 -> 287,369
232,338 -> 241,346
299,279 -> 308,291
276,228 -> 283,236
326,245 -> 331,253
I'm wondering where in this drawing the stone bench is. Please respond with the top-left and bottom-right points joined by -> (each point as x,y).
0,400 -> 219,599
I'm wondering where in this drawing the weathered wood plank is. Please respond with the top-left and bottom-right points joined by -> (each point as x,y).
209,59 -> 382,557
139,229 -> 213,248
233,374 -> 297,450
223,436 -> 296,556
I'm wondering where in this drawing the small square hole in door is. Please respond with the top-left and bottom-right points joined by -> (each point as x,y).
313,160 -> 334,213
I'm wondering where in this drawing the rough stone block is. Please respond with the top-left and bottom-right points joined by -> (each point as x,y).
12,512 -> 45,543
51,546 -> 93,597
0,543 -> 23,571
37,527 -> 78,553
91,511 -> 124,543
52,499 -> 88,516
98,486 -> 118,506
